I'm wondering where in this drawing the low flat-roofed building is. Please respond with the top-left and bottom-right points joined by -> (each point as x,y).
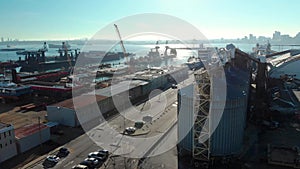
269,53 -> 300,79
0,122 -> 17,163
15,123 -> 50,153
47,70 -> 185,129
47,95 -> 109,127
94,80 -> 149,98
47,80 -> 149,128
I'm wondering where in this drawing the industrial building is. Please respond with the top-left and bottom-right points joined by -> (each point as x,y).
0,123 -> 18,163
47,67 -> 188,129
131,66 -> 188,89
15,123 -> 50,153
47,80 -> 149,127
96,45 -> 300,169
265,50 -> 300,114
177,46 -> 252,167
268,52 -> 300,79
95,80 -> 149,102
47,95 -> 109,127
0,110 -> 49,162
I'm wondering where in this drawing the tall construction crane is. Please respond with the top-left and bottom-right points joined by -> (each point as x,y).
114,24 -> 130,69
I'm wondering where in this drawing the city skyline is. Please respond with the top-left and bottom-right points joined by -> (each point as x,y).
1,30 -> 300,44
0,0 -> 299,40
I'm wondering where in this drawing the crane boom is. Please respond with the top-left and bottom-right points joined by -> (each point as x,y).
114,24 -> 127,61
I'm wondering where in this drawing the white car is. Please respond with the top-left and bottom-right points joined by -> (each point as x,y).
88,152 -> 106,160
46,155 -> 60,163
84,158 -> 99,165
125,127 -> 136,134
98,149 -> 109,155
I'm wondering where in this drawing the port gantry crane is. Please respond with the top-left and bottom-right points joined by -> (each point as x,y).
114,24 -> 132,73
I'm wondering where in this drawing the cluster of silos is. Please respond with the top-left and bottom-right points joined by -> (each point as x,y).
177,48 -> 251,162
209,65 -> 250,156
177,84 -> 195,152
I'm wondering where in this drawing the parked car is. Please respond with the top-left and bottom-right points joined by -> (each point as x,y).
125,127 -> 136,134
46,155 -> 60,163
43,155 -> 60,167
81,158 -> 101,168
72,164 -> 89,169
134,121 -> 145,129
88,152 -> 107,161
57,147 -> 70,157
171,84 -> 178,89
80,160 -> 94,169
98,149 -> 109,155
98,149 -> 109,159
85,157 -> 100,165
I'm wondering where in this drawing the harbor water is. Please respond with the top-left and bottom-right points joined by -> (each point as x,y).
0,41 -> 294,64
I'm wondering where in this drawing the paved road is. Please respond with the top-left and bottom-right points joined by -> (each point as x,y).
24,73 -> 196,169
25,88 -> 179,169
138,124 -> 178,169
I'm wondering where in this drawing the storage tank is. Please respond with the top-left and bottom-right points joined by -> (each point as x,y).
177,84 -> 195,153
177,47 -> 252,162
210,68 -> 249,156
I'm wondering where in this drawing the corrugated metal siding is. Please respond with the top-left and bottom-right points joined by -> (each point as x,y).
16,127 -> 50,153
177,50 -> 252,158
168,67 -> 189,83
178,85 -> 194,152
129,85 -> 142,100
47,106 -> 77,127
210,96 -> 248,156
209,67 -> 250,156
270,59 -> 300,79
99,97 -> 114,115
77,102 -> 103,127
0,144 -> 18,163
141,83 -> 151,96
150,75 -> 168,90
177,72 -> 250,157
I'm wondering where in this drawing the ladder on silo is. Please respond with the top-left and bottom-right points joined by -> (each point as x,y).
193,70 -> 211,167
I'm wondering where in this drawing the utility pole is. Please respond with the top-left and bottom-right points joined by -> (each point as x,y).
38,116 -> 42,151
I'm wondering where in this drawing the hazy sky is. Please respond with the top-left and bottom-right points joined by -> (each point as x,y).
0,0 -> 299,40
